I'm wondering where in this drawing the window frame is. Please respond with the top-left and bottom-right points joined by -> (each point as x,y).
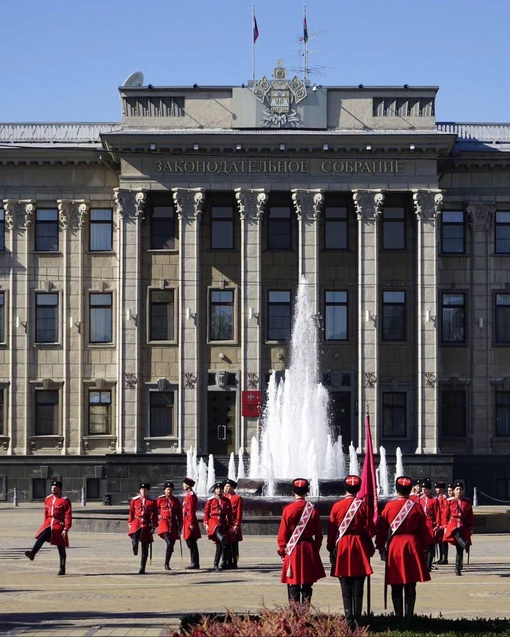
267,206 -> 292,250
381,207 -> 405,250
440,389 -> 467,438
89,292 -> 113,344
88,389 -> 112,435
441,292 -> 466,345
89,208 -> 113,252
495,293 -> 510,345
441,210 -> 465,255
495,211 -> 510,255
150,205 -> 175,250
381,391 -> 407,438
35,292 -> 59,344
148,390 -> 176,437
149,288 -> 175,342
211,206 -> 234,250
495,391 -> 510,437
324,206 -> 348,250
267,290 -> 292,342
34,389 -> 59,436
35,208 -> 59,252
324,290 -> 348,341
381,291 -> 406,341
209,289 -> 235,342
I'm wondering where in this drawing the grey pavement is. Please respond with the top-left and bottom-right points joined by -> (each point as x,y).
1,504 -> 510,636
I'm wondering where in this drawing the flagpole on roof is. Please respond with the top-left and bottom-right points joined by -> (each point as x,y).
303,4 -> 308,81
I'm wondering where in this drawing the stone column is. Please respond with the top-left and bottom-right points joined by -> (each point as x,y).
467,203 -> 495,453
114,189 -> 146,453
291,189 -> 324,312
173,188 -> 205,453
235,188 -> 267,451
3,200 -> 34,454
353,190 -> 384,450
413,191 -> 443,454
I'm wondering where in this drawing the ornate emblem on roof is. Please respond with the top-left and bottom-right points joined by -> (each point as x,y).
253,60 -> 307,128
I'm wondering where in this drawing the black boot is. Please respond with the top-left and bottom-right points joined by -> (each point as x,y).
132,535 -> 139,556
185,539 -> 200,569
139,544 -> 149,574
58,547 -> 66,576
404,584 -> 416,617
25,534 -> 47,561
213,543 -> 223,571
353,577 -> 365,621
164,546 -> 172,570
455,552 -> 463,576
288,584 -> 301,604
301,584 -> 313,605
340,577 -> 354,619
391,585 -> 404,618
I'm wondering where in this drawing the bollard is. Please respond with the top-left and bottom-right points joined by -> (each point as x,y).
13,487 -> 18,507
81,486 -> 86,507
473,486 -> 478,507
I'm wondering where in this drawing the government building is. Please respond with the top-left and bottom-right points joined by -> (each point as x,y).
1,63 -> 509,503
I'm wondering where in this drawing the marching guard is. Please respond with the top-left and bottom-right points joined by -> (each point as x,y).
128,482 -> 158,574
224,478 -> 243,568
443,480 -> 475,576
182,477 -> 201,569
434,481 -> 449,564
420,479 -> 440,571
25,479 -> 72,576
277,478 -> 326,605
203,481 -> 233,571
375,476 -> 433,618
156,481 -> 183,570
327,475 -> 375,621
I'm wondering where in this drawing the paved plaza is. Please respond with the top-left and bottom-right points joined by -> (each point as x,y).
1,504 -> 510,636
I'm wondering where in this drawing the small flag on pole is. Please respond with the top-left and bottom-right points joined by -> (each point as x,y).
303,9 -> 309,43
253,13 -> 259,43
358,407 -> 379,526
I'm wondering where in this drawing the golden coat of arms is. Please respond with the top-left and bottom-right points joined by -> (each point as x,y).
253,61 -> 307,128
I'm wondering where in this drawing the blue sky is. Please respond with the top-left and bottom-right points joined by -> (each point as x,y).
1,0 -> 508,123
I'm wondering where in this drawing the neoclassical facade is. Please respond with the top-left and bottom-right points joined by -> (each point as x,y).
1,68 -> 510,502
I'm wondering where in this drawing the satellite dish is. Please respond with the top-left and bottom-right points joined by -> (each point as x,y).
123,71 -> 144,87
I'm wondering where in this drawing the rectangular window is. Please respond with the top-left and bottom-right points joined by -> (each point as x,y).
382,392 -> 406,437
35,390 -> 59,435
496,391 -> 510,436
0,389 -> 3,436
0,292 -> 4,343
495,294 -> 510,344
325,291 -> 348,340
495,211 -> 510,254
35,293 -> 58,343
441,293 -> 465,343
211,206 -> 234,249
88,390 -> 111,434
440,390 -> 466,437
149,391 -> 175,437
210,290 -> 234,341
324,207 -> 348,250
441,211 -> 465,254
150,206 -> 175,250
382,207 -> 405,250
0,207 -> 5,252
268,207 -> 291,250
35,209 -> 59,252
90,293 -> 112,343
90,209 -> 113,251
382,291 -> 406,341
149,289 -> 174,341
268,290 -> 291,341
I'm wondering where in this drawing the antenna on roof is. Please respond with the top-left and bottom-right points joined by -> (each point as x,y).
123,71 -> 144,87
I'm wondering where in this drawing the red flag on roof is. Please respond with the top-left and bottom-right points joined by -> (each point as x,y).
253,13 -> 259,43
358,408 -> 378,526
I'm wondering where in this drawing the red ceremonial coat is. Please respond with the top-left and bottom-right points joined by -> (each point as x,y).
225,492 -> 243,541
277,498 -> 326,585
35,494 -> 72,547
420,495 -> 440,541
128,495 -> 158,544
327,495 -> 375,578
182,490 -> 201,540
203,495 -> 233,540
442,496 -> 475,546
375,496 -> 433,585
435,493 -> 448,537
156,494 -> 183,539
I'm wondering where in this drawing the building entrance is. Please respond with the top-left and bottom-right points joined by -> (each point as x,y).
207,391 -> 236,455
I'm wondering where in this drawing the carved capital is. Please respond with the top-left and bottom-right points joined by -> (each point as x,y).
247,373 -> 259,389
235,188 -> 267,221
291,189 -> 324,221
125,373 -> 137,390
57,200 -> 70,229
6,200 -> 35,230
466,203 -> 495,232
184,372 -> 197,389
352,190 -> 384,222
425,372 -> 436,389
172,188 -> 205,220
412,190 -> 443,222
114,189 -> 147,220
364,372 -> 377,389
2,200 -> 15,230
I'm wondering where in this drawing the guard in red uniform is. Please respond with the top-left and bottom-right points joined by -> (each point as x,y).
375,476 -> 433,618
156,481 -> 183,571
420,479 -> 440,571
25,480 -> 72,575
434,481 -> 449,564
409,479 -> 423,503
182,477 -> 201,569
443,480 -> 475,576
128,482 -> 158,574
224,478 -> 243,569
203,481 -> 233,571
327,475 -> 375,621
277,478 -> 326,605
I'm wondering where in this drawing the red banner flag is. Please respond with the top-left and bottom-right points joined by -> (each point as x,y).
253,14 -> 259,43
358,409 -> 378,526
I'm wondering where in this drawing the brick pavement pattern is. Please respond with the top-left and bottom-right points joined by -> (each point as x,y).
1,504 -> 510,636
